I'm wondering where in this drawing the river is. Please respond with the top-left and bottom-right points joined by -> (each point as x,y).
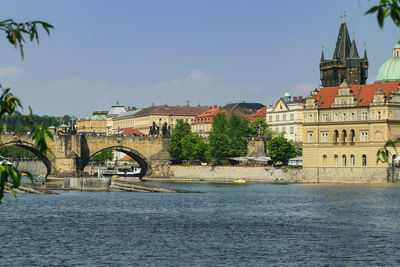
1,183 -> 400,266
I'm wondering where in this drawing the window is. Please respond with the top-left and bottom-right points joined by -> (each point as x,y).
290,127 -> 294,134
323,155 -> 327,165
170,119 -> 174,125
333,130 -> 339,143
343,113 -> 347,121
159,118 -> 162,125
378,111 -> 381,120
351,113 -> 355,120
362,154 -> 367,166
335,113 -> 338,121
269,115 -> 272,122
342,155 -> 346,166
321,133 -> 328,143
290,114 -> 294,120
361,132 -> 368,142
390,111 -> 392,119
309,114 -> 313,122
282,127 -> 286,133
334,155 -> 338,166
350,155 -> 355,166
308,133 -> 313,143
283,114 -> 286,121
275,127 -> 279,133
276,115 -> 279,121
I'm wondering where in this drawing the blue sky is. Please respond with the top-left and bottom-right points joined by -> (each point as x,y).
1,0 -> 399,116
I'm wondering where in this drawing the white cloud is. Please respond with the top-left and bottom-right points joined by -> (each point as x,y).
0,66 -> 23,81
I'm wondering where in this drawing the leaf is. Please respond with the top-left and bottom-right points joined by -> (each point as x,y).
378,8 -> 385,28
365,6 -> 380,14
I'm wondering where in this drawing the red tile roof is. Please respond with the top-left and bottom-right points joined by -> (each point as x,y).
253,107 -> 267,117
315,82 -> 400,108
120,127 -> 145,135
120,155 -> 132,161
192,107 -> 228,125
134,105 -> 209,117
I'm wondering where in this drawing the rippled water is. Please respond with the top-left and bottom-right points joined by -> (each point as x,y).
2,183 -> 400,266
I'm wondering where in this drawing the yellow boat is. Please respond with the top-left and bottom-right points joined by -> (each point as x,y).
112,175 -> 119,178
233,179 -> 247,184
38,174 -> 46,178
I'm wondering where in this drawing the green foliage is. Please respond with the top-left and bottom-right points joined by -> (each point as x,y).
267,136 -> 296,165
92,149 -> 113,162
249,117 -> 267,137
0,146 -> 37,159
33,126 -> 54,156
209,131 -> 231,165
181,132 -> 208,162
227,114 -> 249,157
0,17 -> 53,203
0,113 -> 71,132
0,19 -> 53,59
290,140 -> 303,157
365,0 -> 400,28
170,120 -> 192,162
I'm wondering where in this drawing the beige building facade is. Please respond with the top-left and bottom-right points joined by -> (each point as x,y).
302,80 -> 400,182
76,111 -> 108,133
266,92 -> 304,142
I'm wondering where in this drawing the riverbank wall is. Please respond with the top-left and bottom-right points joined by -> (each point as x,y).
144,165 -> 303,183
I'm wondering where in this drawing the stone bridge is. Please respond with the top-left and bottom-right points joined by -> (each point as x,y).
0,134 -> 171,178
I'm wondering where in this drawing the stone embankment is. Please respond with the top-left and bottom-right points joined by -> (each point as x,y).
144,165 -> 303,183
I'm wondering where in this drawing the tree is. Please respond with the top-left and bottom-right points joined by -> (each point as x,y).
92,149 -> 113,163
208,113 -> 230,164
181,132 -> 208,162
0,18 -> 53,203
170,120 -> 191,162
227,114 -> 249,157
366,1 -> 400,28
267,136 -> 296,165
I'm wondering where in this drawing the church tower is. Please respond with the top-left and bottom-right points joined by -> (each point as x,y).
320,22 -> 368,87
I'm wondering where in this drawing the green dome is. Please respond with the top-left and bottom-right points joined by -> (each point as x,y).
376,57 -> 400,83
284,91 -> 291,97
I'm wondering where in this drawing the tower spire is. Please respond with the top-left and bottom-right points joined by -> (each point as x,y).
349,39 -> 360,58
364,42 -> 368,59
321,44 -> 325,62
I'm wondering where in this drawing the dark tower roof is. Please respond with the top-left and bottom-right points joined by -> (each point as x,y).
333,23 -> 351,60
349,39 -> 360,58
364,47 -> 368,59
320,50 -> 325,62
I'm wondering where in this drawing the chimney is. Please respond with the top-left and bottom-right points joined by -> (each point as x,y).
214,105 -> 217,108
127,106 -> 130,111
298,96 -> 303,102
152,102 -> 155,107
186,100 -> 190,107
293,97 -> 297,101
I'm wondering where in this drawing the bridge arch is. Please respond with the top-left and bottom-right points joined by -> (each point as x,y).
0,140 -> 54,176
82,145 -> 151,178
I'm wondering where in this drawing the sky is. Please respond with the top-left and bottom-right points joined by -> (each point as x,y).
1,0 -> 400,117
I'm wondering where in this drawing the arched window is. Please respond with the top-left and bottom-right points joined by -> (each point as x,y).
323,155 -> 327,165
362,154 -> 367,167
342,155 -> 347,166
333,130 -> 339,143
159,118 -> 162,125
350,155 -> 355,166
392,154 -> 397,167
334,155 -> 338,167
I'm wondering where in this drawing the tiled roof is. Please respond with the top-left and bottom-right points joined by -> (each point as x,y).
120,155 -> 132,161
315,82 -> 400,108
133,105 -> 209,117
192,107 -> 228,125
253,107 -> 266,117
120,127 -> 145,135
